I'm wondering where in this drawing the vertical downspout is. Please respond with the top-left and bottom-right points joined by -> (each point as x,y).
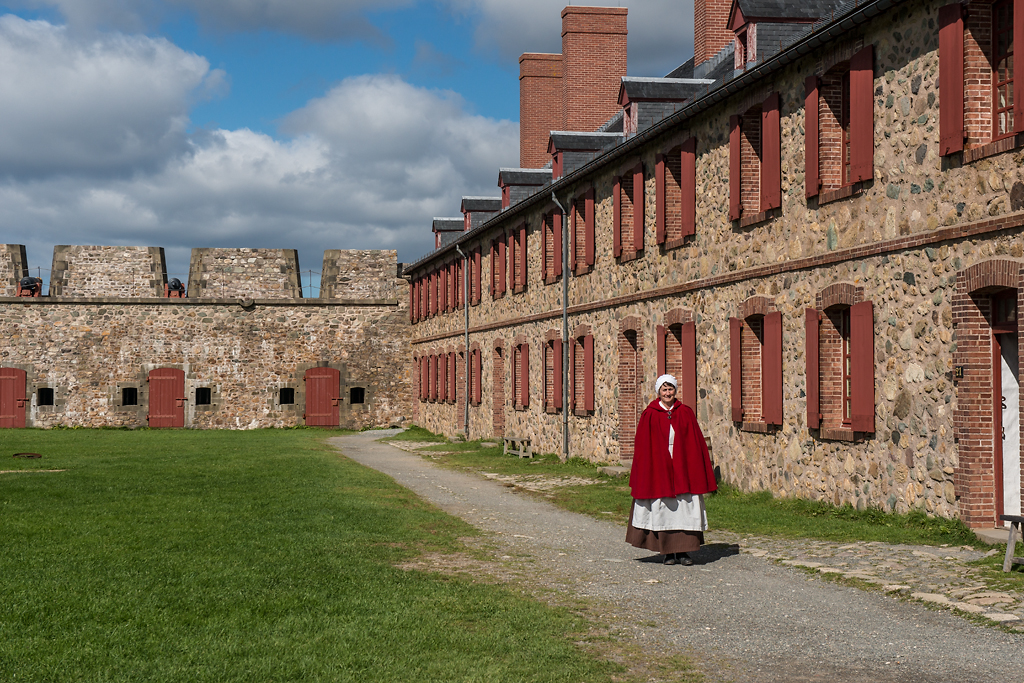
551,192 -> 569,461
455,244 -> 470,438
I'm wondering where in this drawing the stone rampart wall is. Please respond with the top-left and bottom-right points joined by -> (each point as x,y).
0,244 -> 28,296
187,248 -> 302,299
49,245 -> 167,297
321,250 -> 398,300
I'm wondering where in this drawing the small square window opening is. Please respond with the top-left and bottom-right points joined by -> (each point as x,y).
350,387 -> 365,404
279,388 -> 295,405
195,387 -> 212,405
122,387 -> 138,406
37,388 -> 54,406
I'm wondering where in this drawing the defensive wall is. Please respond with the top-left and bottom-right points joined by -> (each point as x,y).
406,0 -> 1024,528
0,246 -> 412,430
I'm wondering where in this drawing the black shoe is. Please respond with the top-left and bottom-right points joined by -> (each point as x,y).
678,553 -> 694,566
663,554 -> 678,565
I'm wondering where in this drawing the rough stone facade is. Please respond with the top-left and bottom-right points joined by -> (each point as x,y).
0,244 -> 28,296
407,0 -> 1024,528
321,250 -> 399,301
49,245 -> 167,297
1,248 -> 411,430
187,248 -> 302,299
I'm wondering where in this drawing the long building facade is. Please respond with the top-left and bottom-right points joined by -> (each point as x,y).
406,0 -> 1024,531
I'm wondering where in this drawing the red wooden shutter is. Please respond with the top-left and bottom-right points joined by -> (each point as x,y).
730,317 -> 742,421
542,216 -> 549,280
633,162 -> 644,252
507,231 -> 515,293
569,338 -> 576,410
584,334 -> 595,411
553,209 -> 562,277
429,355 -> 436,401
1017,0 -> 1024,133
439,355 -> 446,402
569,201 -> 577,272
474,349 -> 482,404
585,189 -> 595,266
409,281 -> 415,322
451,351 -> 458,404
423,357 -> 430,400
849,45 -> 875,183
612,175 -> 622,257
489,244 -> 495,298
655,154 -> 666,244
498,238 -> 506,294
520,343 -> 530,408
850,300 -> 875,432
805,308 -> 820,429
656,324 -> 667,375
762,311 -> 783,426
681,321 -> 697,414
681,137 -> 697,237
474,248 -> 481,304
729,115 -> 742,220
760,92 -> 781,211
805,75 -> 820,198
519,224 -> 527,288
553,339 -> 563,409
938,4 -> 964,155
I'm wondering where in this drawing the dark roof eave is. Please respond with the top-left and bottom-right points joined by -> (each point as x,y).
407,0 -> 900,274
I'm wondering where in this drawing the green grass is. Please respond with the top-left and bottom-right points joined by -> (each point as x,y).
0,429 -> 624,682
402,431 -> 984,549
384,425 -> 447,442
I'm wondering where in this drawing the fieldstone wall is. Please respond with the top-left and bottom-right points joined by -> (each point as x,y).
0,297 -> 412,430
321,250 -> 399,300
0,245 -> 28,296
187,248 -> 302,299
49,245 -> 167,297
409,0 -> 1024,525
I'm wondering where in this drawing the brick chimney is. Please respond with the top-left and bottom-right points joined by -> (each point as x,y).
561,6 -> 627,133
694,0 -> 734,66
519,53 -> 563,169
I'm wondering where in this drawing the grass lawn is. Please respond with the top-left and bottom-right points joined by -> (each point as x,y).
401,435 -> 984,549
0,429 -> 624,682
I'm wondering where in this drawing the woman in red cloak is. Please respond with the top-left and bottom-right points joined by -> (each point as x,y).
626,374 -> 717,565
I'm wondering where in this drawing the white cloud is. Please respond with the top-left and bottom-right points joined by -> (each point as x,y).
0,15 -> 221,178
445,0 -> 694,78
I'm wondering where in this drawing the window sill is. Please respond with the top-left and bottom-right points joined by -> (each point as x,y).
962,133 -> 1024,164
737,209 -> 776,229
739,421 -> 770,433
545,406 -> 560,414
574,408 -> 591,417
662,235 -> 691,251
514,405 -> 528,412
573,264 -> 593,276
815,183 -> 862,206
543,275 -> 562,286
818,427 -> 856,441
513,285 -> 525,294
618,250 -> 642,263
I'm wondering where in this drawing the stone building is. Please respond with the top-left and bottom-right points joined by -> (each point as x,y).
405,0 -> 1024,532
0,246 -> 411,430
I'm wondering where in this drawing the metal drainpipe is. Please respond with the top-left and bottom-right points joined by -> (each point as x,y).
455,244 -> 470,439
550,191 -> 569,461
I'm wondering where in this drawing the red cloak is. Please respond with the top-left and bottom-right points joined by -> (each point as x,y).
628,399 -> 717,499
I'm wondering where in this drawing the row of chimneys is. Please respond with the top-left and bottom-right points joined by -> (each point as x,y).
432,2 -> 734,250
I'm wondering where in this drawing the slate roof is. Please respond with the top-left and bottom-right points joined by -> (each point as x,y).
432,217 -> 464,232
665,57 -> 695,79
692,41 -> 736,80
756,23 -> 814,60
547,132 -> 622,153
596,110 -> 624,133
460,197 -> 502,213
733,0 -> 834,20
497,168 -> 552,186
619,77 -> 716,105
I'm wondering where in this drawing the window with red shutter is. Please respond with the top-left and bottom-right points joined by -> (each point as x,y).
849,301 -> 875,432
762,311 -> 783,426
680,321 -> 697,414
805,308 -> 821,429
552,209 -> 562,278
805,75 -> 820,198
656,324 -> 667,375
613,175 -> 623,258
939,4 -> 965,155
729,317 -> 742,421
450,351 -> 458,405
632,163 -> 644,253
810,291 -> 875,438
518,224 -> 527,291
729,115 -> 742,221
681,138 -> 696,238
760,93 -> 781,211
520,343 -> 529,409
849,45 -> 874,183
584,189 -> 595,267
472,347 -> 482,405
655,156 -> 667,244
553,339 -> 562,410
583,334 -> 594,412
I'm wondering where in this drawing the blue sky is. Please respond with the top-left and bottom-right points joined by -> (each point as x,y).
0,0 -> 693,291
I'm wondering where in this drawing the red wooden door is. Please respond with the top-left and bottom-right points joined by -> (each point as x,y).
0,368 -> 27,428
305,367 -> 340,427
148,368 -> 185,428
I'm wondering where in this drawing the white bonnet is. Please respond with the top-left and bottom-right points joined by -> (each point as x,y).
654,374 -> 677,394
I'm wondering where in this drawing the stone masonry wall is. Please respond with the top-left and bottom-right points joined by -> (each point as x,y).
0,244 -> 28,296
187,248 -> 302,299
408,0 -> 1024,525
321,250 -> 398,300
49,245 -> 167,297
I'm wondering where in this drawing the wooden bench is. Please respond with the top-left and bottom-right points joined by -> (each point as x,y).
999,515 -> 1024,572
503,436 -> 533,459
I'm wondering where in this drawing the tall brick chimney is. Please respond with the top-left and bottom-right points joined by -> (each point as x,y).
694,0 -> 734,66
519,53 -> 563,169
560,6 -> 627,133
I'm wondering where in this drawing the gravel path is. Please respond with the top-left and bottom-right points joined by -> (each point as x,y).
330,432 -> 1020,682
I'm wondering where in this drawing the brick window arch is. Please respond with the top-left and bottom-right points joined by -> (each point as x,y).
656,308 -> 697,413
805,283 -> 875,440
613,162 -> 645,260
729,92 -> 781,226
468,342 -> 482,406
655,138 -> 696,249
730,296 -> 782,430
493,339 -> 506,436
618,317 -> 644,459
570,189 -> 595,275
952,258 -> 1024,527
543,329 -> 563,413
511,334 -> 530,411
570,324 -> 594,416
542,209 -> 563,285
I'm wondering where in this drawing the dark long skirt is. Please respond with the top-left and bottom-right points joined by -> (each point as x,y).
625,502 -> 704,554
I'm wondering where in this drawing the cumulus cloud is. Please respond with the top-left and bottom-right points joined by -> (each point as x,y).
0,15 -> 223,178
3,63 -> 517,282
444,0 -> 694,78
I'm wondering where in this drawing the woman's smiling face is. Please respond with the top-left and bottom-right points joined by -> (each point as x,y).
659,383 -> 677,404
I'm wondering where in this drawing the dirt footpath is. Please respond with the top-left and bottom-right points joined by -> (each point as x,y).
330,432 -> 1020,683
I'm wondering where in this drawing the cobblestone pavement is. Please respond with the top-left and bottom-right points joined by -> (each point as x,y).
339,433 -> 1022,682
